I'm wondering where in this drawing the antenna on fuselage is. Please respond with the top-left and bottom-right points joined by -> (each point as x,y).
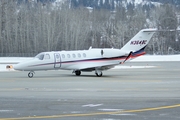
89,46 -> 92,50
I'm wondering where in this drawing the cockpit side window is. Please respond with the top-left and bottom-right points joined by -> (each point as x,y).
44,54 -> 50,59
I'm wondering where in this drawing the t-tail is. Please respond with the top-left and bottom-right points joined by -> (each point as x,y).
120,28 -> 157,58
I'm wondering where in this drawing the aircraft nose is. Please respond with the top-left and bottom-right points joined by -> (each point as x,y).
13,64 -> 23,71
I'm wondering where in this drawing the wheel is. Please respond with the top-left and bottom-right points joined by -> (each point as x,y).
28,72 -> 34,78
96,72 -> 102,77
75,70 -> 81,76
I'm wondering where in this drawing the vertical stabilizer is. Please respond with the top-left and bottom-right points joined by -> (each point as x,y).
120,29 -> 156,53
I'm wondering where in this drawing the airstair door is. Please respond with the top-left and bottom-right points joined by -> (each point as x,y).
54,53 -> 61,68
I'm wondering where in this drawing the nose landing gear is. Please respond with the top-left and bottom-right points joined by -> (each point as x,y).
28,71 -> 35,78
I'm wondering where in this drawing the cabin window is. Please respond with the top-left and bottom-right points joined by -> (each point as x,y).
83,53 -> 86,57
44,54 -> 50,59
72,54 -> 76,58
78,53 -> 81,58
101,49 -> 104,56
56,54 -> 59,59
62,54 -> 65,58
67,54 -> 70,58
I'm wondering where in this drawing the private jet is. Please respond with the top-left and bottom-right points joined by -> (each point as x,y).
14,28 -> 156,78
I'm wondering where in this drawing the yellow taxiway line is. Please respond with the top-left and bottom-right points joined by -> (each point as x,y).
1,104 -> 180,120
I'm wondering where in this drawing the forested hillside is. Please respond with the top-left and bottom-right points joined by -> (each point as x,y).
0,0 -> 180,56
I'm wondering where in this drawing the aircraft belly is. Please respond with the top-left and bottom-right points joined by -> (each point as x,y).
61,60 -> 120,70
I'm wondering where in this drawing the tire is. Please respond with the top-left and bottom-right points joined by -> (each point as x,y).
28,72 -> 34,78
96,72 -> 102,77
75,70 -> 81,76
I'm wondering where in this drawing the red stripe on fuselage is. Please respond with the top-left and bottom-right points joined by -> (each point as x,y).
28,52 -> 145,68
28,56 -> 126,67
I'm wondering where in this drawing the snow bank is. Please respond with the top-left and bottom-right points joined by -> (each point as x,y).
131,55 -> 180,62
0,55 -> 180,64
0,57 -> 33,64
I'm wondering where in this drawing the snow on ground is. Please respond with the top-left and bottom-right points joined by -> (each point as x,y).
132,55 -> 180,62
0,57 -> 33,64
0,55 -> 180,72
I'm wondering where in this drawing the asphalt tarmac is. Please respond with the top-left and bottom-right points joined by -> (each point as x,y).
0,62 -> 180,120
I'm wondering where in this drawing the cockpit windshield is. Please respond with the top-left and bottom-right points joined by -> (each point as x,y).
35,53 -> 44,60
35,53 -> 50,60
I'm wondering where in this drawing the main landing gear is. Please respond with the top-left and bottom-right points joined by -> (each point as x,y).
73,70 -> 103,77
75,70 -> 81,76
95,71 -> 103,77
28,71 -> 35,78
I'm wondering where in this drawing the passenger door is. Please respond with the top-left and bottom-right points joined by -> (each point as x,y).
54,53 -> 61,68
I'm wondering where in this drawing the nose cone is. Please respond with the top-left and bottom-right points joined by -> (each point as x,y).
14,62 -> 29,71
13,64 -> 24,71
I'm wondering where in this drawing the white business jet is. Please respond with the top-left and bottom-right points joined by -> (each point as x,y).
14,28 -> 156,78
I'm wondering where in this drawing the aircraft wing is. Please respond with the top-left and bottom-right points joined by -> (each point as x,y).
74,62 -> 118,72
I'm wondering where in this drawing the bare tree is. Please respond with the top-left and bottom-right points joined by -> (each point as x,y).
0,1 -> 179,56
150,4 -> 178,54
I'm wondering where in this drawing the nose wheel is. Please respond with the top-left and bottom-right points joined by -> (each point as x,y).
28,71 -> 35,78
